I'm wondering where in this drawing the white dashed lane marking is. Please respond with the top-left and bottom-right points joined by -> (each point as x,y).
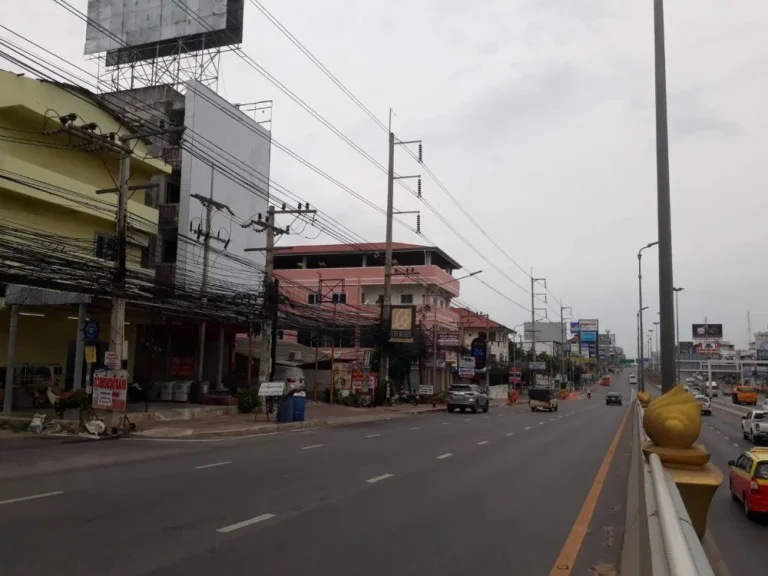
477,440 -> 489,446
301,444 -> 324,450
366,434 -> 381,438
195,461 -> 232,469
0,491 -> 64,506
436,453 -> 453,460
366,474 -> 394,484
217,513 -> 275,533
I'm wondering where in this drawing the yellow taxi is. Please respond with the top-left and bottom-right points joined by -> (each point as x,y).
728,447 -> 768,518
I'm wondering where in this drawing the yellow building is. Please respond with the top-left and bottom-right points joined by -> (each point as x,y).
0,70 -> 171,407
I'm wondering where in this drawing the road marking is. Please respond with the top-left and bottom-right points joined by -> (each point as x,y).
366,433 -> 381,438
558,416 -> 563,419
549,404 -> 630,576
366,473 -> 394,484
477,440 -> 489,445
442,422 -> 450,425
483,416 -> 490,419
549,418 -> 555,421
409,427 -> 420,431
0,491 -> 64,506
436,453 -> 453,459
525,426 -> 532,431
716,430 -> 721,434
506,432 -> 514,436
195,461 -> 232,469
724,437 -> 729,441
539,421 -> 545,425
217,513 -> 275,533
464,418 -> 471,422
301,444 -> 324,450
734,443 -> 739,447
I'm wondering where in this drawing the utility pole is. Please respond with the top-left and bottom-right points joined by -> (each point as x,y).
560,303 -> 572,386
197,170 -> 215,382
244,203 -> 316,383
381,109 -> 422,403
530,270 -> 547,387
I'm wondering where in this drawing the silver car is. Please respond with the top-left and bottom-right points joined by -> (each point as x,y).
695,395 -> 711,415
447,384 -> 489,414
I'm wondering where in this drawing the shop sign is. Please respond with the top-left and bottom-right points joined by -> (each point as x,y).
389,306 -> 416,343
104,350 -> 120,369
458,367 -> 475,378
363,374 -> 377,393
529,361 -> 546,371
471,338 -> 487,370
92,370 -> 128,412
419,384 -> 434,395
258,381 -> 285,396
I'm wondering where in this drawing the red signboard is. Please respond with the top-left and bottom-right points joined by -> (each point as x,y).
92,371 -> 128,412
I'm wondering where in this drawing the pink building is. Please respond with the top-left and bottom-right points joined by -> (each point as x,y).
274,242 -> 463,365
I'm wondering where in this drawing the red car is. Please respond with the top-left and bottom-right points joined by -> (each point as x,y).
729,448 -> 768,517
600,377 -> 611,387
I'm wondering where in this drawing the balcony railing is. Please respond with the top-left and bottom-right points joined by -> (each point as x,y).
158,203 -> 179,229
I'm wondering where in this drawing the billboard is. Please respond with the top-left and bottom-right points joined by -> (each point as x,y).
580,344 -> 590,357
85,0 -> 245,63
692,324 -> 723,339
176,80 -> 270,291
471,338 -> 488,370
598,334 -> 612,346
678,341 -> 695,354
570,321 -> 580,334
580,331 -> 597,343
524,322 -> 564,343
756,332 -> 768,360
579,319 -> 599,332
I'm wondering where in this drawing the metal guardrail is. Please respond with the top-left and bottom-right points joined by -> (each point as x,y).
635,399 -> 715,576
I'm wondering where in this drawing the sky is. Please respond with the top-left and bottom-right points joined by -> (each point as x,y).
2,0 -> 768,353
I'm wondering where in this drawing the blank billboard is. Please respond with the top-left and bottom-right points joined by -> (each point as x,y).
85,0 -> 244,63
524,322 -> 564,343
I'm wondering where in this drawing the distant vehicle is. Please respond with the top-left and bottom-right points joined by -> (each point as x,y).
763,398 -> 768,410
529,387 -> 558,412
705,381 -> 719,397
606,392 -> 622,406
695,395 -> 711,415
272,365 -> 306,393
732,386 -> 759,406
628,374 -> 637,385
728,448 -> 768,518
447,384 -> 489,414
686,377 -> 696,384
600,376 -> 611,387
742,411 -> 768,445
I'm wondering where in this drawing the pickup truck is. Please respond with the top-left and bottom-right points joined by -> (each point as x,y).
742,411 -> 768,445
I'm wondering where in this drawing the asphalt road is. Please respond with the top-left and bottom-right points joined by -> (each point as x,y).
700,400 -> 768,576
0,376 -> 633,576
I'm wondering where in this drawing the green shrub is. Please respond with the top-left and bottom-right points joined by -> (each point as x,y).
237,389 -> 261,413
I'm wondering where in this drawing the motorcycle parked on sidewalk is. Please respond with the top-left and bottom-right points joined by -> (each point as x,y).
394,390 -> 419,406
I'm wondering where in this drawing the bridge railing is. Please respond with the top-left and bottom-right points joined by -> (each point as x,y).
622,394 -> 716,576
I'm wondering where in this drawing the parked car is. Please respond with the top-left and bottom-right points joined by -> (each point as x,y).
447,384 -> 489,414
272,365 -> 306,393
728,448 -> 768,518
606,392 -> 622,406
742,411 -> 768,445
695,395 -> 711,415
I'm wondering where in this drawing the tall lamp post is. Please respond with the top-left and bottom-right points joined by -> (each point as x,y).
637,306 -> 649,390
673,287 -> 684,384
653,0 -> 677,394
648,330 -> 655,376
638,241 -> 658,391
653,321 -> 660,371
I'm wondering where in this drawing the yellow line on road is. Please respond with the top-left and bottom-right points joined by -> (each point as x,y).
549,407 -> 630,575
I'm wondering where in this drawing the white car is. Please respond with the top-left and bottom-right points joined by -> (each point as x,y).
741,411 -> 768,444
762,398 -> 768,410
695,395 -> 711,415
629,374 -> 637,385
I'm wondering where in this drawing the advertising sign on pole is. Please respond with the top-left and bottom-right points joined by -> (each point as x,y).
529,361 -> 546,371
598,334 -> 612,346
389,305 -> 416,343
570,321 -> 580,334
580,344 -> 590,357
363,374 -> 377,393
692,324 -> 723,339
580,331 -> 597,343
258,381 -> 286,396
579,319 -> 599,332
471,338 -> 487,370
104,350 -> 120,369
756,332 -> 768,360
92,370 -> 128,411
351,369 -> 365,390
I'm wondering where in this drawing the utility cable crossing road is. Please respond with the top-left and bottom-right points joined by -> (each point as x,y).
0,376 -> 635,576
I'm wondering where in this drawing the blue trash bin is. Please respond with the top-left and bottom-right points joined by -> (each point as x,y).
292,395 -> 306,422
277,397 -> 295,423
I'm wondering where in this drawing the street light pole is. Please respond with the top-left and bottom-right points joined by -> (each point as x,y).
653,321 -> 660,371
653,0 -> 677,394
638,242 -> 657,392
674,287 -> 684,385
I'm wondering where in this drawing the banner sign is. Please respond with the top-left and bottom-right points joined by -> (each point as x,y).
437,331 -> 460,348
389,305 -> 416,343
529,361 -> 546,371
580,331 -> 597,343
258,381 -> 286,396
459,356 -> 475,369
598,334 -> 612,346
419,384 -> 434,395
92,370 -> 128,412
458,367 -> 475,378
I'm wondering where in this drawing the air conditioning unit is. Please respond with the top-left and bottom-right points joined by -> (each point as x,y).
289,351 -> 302,361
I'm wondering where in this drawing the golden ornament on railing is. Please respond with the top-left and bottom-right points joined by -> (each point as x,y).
637,390 -> 651,408
643,385 -> 700,449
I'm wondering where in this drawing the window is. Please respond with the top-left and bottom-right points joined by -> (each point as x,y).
94,233 -> 117,261
400,294 -> 413,304
277,330 -> 284,340
308,293 -> 322,304
331,292 -> 347,304
756,462 -> 768,480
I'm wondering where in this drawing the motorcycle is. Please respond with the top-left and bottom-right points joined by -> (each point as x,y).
394,390 -> 419,406
587,390 -> 592,399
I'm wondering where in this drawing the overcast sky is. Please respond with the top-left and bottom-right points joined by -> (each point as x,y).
3,0 -> 768,352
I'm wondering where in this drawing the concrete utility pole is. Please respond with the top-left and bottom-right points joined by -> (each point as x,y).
244,204 -> 316,384
2,305 -> 19,413
560,303 -> 572,385
381,109 -> 422,403
530,271 -> 547,387
197,169 -> 215,382
674,287 -> 684,384
653,0 -> 677,394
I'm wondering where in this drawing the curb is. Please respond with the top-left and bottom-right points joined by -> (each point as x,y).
134,406 -> 448,440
